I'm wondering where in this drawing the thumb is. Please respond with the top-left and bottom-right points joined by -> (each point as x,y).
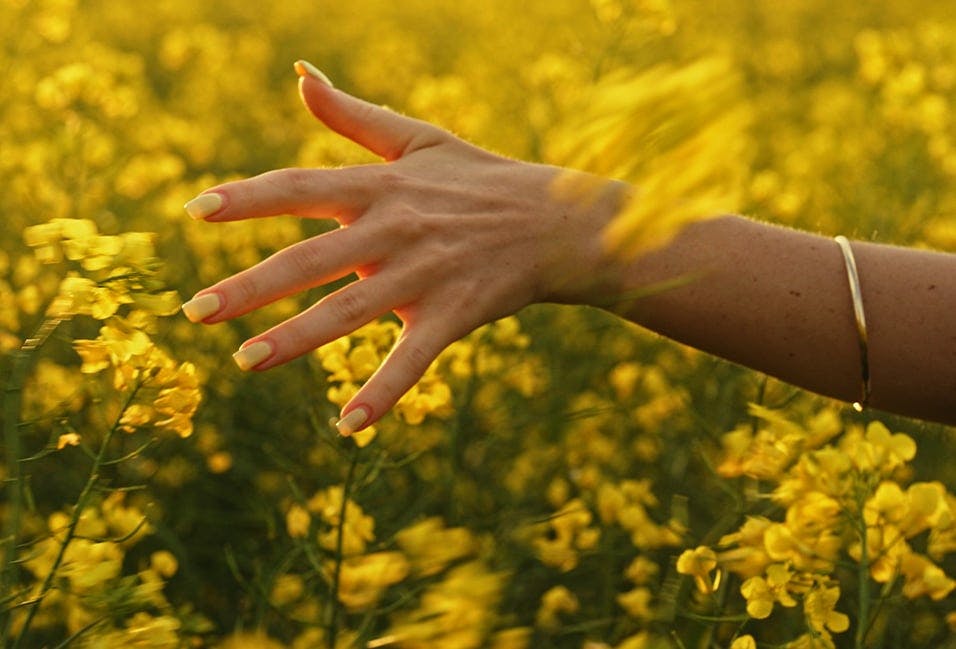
294,60 -> 447,161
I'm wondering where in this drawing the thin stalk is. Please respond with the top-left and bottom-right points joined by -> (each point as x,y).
2,310 -> 64,644
327,443 -> 361,648
855,488 -> 871,649
675,611 -> 750,624
12,380 -> 143,649
2,350 -> 30,644
51,615 -> 108,649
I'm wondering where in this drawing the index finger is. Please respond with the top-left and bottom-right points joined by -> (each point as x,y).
184,165 -> 376,222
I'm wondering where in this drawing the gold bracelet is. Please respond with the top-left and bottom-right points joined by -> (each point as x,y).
834,235 -> 870,410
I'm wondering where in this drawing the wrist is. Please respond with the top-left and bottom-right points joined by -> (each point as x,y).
538,172 -> 637,308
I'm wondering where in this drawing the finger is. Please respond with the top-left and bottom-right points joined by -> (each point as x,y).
182,225 -> 384,323
233,272 -> 418,371
295,60 -> 449,161
333,325 -> 450,436
184,165 -> 375,222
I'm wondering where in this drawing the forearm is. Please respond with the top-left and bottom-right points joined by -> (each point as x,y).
595,214 -> 956,426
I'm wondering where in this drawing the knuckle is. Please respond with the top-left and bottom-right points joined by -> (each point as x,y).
354,101 -> 379,126
225,177 -> 254,207
375,169 -> 410,195
386,203 -> 417,236
401,340 -> 433,375
282,167 -> 316,197
262,167 -> 314,198
230,272 -> 260,307
284,241 -> 323,278
386,204 -> 433,243
407,125 -> 446,151
283,319 -> 312,351
328,290 -> 365,324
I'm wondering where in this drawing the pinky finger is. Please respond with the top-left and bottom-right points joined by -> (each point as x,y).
333,326 -> 449,436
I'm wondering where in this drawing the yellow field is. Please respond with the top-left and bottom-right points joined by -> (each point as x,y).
1,0 -> 955,647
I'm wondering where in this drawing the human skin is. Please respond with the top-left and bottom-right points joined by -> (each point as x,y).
181,62 -> 956,430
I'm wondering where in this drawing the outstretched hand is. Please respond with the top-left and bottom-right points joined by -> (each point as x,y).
181,60 -> 626,435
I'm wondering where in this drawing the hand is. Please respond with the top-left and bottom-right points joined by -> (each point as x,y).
181,61 -> 626,435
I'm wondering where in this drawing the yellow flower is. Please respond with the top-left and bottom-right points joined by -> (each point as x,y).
285,504 -> 311,539
718,516 -> 773,579
842,421 -> 916,473
901,481 -> 953,536
120,403 -> 153,432
74,338 -> 111,373
774,447 -> 852,505
270,573 -> 305,608
395,517 -> 477,577
731,636 -> 757,649
531,498 -> 599,571
616,587 -> 653,620
536,585 -> 579,631
804,583 -> 849,634
56,432 -> 81,449
489,627 -> 531,649
218,632 -> 286,649
150,550 -> 178,578
61,539 -> 124,593
784,631 -> 836,649
382,561 -> 504,647
335,551 -> 410,611
850,523 -> 909,583
764,496 -> 841,572
740,563 -> 798,619
676,546 -> 718,594
614,632 -> 652,649
308,486 -> 375,556
624,555 -> 660,585
92,612 -> 182,649
864,481 -> 906,526
900,553 -> 956,600
597,482 -> 627,524
609,361 -> 641,400
101,492 -> 151,544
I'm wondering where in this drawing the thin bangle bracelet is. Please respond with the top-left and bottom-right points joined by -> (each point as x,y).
834,235 -> 871,410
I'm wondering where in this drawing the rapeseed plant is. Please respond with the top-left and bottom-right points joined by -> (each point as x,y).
1,1 -> 953,647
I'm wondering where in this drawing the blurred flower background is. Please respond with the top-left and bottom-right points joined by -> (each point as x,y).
1,0 -> 955,647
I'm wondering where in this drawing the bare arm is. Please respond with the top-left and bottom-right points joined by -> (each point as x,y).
182,63 -> 956,431
599,215 -> 956,426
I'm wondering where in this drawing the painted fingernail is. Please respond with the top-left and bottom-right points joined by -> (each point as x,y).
181,293 -> 222,323
232,341 -> 273,371
294,59 -> 334,88
333,406 -> 369,437
184,193 -> 223,220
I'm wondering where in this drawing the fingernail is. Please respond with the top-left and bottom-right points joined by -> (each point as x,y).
184,193 -> 223,220
333,406 -> 369,437
294,59 -> 334,88
181,293 -> 222,322
232,341 -> 273,371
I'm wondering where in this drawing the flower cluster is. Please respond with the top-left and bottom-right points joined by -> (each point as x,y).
678,409 -> 956,647
12,493 -> 203,647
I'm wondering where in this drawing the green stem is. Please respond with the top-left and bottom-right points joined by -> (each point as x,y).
1,351 -> 30,645
1,311 -> 63,643
327,443 -> 361,648
12,380 -> 143,649
856,500 -> 870,649
675,611 -> 751,624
